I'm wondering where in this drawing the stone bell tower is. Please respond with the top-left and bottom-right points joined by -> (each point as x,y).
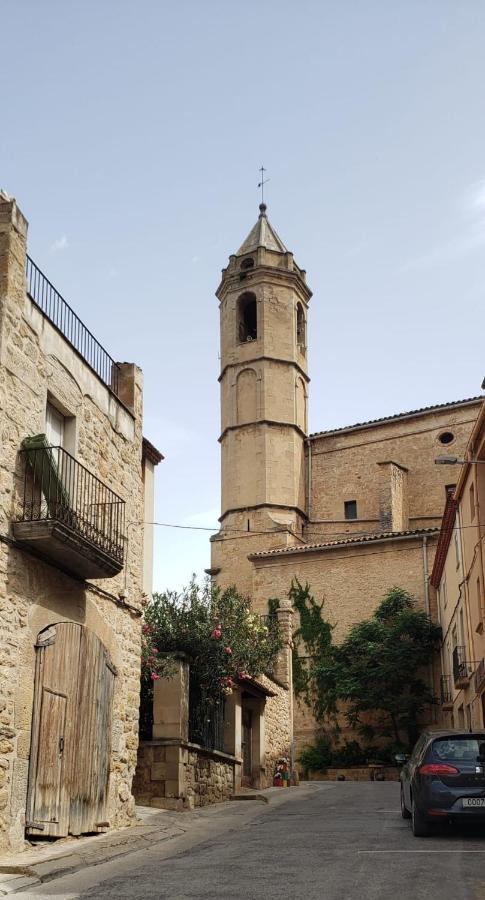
210,204 -> 312,598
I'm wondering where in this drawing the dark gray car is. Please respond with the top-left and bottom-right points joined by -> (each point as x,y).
400,729 -> 485,836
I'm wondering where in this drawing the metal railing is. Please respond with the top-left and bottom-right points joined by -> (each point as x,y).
452,646 -> 470,683
188,677 -> 225,752
26,256 -> 121,398
440,674 -> 453,705
17,444 -> 125,564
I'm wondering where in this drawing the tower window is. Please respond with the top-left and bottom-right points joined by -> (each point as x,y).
296,303 -> 306,351
237,292 -> 257,343
344,500 -> 357,520
240,257 -> 254,270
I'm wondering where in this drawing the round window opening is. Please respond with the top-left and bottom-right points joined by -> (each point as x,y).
439,431 -> 455,445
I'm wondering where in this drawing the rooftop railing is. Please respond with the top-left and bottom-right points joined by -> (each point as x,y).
26,255 -> 121,398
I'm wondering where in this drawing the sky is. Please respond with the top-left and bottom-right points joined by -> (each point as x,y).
2,1 -> 485,591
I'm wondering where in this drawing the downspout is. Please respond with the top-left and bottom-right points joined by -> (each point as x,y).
422,535 -> 435,720
307,438 -> 312,522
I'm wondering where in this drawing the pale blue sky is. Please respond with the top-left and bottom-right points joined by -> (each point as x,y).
2,1 -> 485,590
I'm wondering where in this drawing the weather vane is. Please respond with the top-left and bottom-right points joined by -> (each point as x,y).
258,166 -> 269,205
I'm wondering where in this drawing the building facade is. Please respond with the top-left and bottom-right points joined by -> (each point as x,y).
0,193 -> 160,853
431,399 -> 485,731
210,203 -> 482,758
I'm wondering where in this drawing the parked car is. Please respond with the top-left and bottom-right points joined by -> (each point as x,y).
399,730 -> 485,837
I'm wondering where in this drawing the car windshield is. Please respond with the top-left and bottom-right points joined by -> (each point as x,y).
433,737 -> 485,762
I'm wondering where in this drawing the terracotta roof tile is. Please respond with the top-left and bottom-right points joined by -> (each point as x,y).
309,397 -> 482,440
249,527 -> 440,560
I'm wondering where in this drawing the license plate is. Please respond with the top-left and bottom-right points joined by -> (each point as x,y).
462,798 -> 485,808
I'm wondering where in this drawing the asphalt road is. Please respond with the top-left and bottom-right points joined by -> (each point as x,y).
20,782 -> 485,900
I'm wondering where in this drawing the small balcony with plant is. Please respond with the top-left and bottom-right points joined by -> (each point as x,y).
12,435 -> 125,579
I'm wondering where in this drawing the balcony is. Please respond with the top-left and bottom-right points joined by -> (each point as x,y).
12,436 -> 125,579
440,675 -> 454,710
452,646 -> 472,689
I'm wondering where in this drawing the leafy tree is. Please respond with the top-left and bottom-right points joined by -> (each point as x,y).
292,584 -> 441,749
139,579 -> 282,739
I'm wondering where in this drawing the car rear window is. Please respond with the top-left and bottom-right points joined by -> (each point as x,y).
432,738 -> 485,762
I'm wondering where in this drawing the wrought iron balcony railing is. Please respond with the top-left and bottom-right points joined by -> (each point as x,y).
13,438 -> 125,578
26,255 -> 122,398
440,674 -> 453,706
452,645 -> 471,685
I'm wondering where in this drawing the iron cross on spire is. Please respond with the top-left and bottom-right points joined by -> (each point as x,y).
258,166 -> 269,204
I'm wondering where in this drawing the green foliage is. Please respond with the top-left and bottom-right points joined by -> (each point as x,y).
291,584 -> 441,750
139,579 -> 282,739
289,579 -> 334,706
298,734 -> 332,772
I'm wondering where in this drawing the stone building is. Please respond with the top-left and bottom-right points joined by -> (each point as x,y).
210,202 -> 482,758
431,398 -> 485,731
0,192 -> 161,854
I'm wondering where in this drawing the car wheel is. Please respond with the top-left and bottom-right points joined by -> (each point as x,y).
400,785 -> 411,820
412,799 -> 431,837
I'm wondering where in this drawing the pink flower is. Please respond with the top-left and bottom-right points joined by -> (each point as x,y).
151,672 -> 160,681
151,647 -> 158,654
224,646 -> 232,655
211,628 -> 222,639
238,671 -> 248,680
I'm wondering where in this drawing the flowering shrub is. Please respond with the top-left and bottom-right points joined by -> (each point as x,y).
139,579 -> 282,739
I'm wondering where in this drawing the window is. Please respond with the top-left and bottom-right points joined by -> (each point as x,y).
470,483 -> 476,521
46,402 -> 65,448
296,303 -> 306,352
442,575 -> 448,609
344,500 -> 357,520
445,484 -> 456,497
439,431 -> 455,445
237,292 -> 257,343
240,258 -> 254,271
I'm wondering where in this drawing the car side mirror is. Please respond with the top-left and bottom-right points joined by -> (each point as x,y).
395,753 -> 408,765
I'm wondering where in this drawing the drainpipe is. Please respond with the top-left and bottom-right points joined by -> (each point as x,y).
422,535 -> 430,616
307,438 -> 312,522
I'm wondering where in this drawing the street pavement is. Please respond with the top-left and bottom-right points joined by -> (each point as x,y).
15,782 -> 485,899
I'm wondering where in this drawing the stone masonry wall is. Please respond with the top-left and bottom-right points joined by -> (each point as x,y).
134,741 -> 236,810
0,196 -> 145,853
259,674 -> 292,786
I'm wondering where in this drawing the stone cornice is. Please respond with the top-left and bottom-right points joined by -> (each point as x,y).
216,266 -> 312,303
219,419 -> 307,443
219,501 -> 308,522
218,356 -> 310,383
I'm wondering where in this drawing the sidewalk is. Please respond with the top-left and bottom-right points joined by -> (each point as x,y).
0,787 -> 290,895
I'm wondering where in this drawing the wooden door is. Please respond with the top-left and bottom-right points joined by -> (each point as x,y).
26,623 -> 116,838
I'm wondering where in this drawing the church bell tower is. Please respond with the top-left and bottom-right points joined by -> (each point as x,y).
210,203 -> 312,597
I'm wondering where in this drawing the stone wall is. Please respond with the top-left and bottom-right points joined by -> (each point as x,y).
0,195 -> 146,853
134,740 -> 237,810
259,674 -> 292,786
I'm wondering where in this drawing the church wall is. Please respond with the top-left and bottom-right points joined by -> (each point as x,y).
249,534 -> 439,757
308,403 -> 480,538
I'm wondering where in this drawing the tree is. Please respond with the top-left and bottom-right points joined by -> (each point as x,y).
293,584 -> 441,750
139,579 -> 282,739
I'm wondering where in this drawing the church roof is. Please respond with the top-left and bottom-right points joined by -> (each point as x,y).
236,204 -> 288,256
309,396 -> 483,440
248,527 -> 440,560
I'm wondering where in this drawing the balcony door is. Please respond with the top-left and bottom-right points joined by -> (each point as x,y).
26,623 -> 116,838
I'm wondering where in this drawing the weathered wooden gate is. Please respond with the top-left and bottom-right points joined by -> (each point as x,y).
26,622 -> 117,837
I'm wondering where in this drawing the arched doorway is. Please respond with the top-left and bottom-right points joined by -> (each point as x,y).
26,623 -> 117,837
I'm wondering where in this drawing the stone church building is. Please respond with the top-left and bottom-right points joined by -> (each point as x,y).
210,202 -> 482,758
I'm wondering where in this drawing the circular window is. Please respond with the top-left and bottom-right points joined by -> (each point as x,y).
438,431 -> 455,445
240,257 -> 254,271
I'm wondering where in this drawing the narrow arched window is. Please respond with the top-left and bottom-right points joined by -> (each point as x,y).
296,303 -> 306,352
237,292 -> 257,343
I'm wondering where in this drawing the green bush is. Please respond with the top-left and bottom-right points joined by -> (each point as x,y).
298,735 -> 332,772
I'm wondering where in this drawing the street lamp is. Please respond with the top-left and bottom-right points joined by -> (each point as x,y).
434,456 -> 485,465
